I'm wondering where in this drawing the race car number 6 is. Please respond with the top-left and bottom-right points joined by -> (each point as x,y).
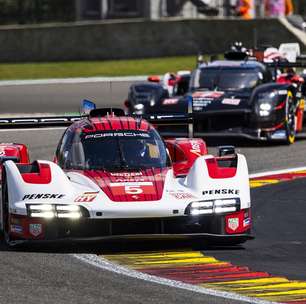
125,185 -> 143,194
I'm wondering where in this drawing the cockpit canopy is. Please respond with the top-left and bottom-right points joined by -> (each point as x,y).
57,128 -> 170,171
190,62 -> 272,92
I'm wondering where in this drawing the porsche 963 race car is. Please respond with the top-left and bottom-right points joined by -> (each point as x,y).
0,102 -> 252,245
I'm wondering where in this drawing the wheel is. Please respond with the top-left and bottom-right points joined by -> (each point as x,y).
284,91 -> 296,145
0,170 -> 18,247
1,170 -> 11,245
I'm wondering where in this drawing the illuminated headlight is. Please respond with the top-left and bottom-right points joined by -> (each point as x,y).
27,204 -> 82,219
259,103 -> 272,111
134,103 -> 145,115
150,98 -> 155,107
56,205 -> 81,219
29,204 -> 55,218
134,103 -> 144,110
186,198 -> 239,215
214,199 -> 238,213
189,201 -> 214,215
259,103 -> 272,117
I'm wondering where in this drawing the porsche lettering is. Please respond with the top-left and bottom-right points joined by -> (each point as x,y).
84,132 -> 150,139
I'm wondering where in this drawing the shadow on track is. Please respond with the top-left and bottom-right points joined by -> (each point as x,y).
0,237 -> 247,255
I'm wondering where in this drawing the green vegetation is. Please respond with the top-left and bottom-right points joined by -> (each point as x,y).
0,56 -> 208,80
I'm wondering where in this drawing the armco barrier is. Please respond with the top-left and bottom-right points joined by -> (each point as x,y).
0,17 -> 304,62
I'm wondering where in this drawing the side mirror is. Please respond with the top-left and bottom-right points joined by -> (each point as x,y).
80,99 -> 96,116
218,146 -> 236,157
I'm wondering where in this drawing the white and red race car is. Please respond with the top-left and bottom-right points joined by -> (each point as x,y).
0,105 -> 252,246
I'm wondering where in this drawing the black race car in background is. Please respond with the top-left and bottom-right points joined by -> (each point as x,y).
125,45 -> 306,144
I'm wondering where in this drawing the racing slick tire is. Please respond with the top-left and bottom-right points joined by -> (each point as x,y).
284,91 -> 296,145
1,170 -> 15,247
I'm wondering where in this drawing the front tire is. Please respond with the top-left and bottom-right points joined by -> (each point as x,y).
284,91 -> 296,145
1,170 -> 14,247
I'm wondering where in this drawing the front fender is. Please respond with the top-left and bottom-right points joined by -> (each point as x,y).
3,160 -> 80,207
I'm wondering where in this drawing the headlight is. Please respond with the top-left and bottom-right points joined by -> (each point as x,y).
27,204 -> 82,219
258,103 -> 272,117
259,103 -> 272,111
189,201 -> 214,215
134,103 -> 145,115
134,103 -> 144,110
28,204 -> 55,218
257,91 -> 276,117
56,205 -> 82,219
186,198 -> 239,215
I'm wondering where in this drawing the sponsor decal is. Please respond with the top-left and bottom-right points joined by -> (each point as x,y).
10,224 -> 23,234
75,192 -> 98,203
202,189 -> 240,195
192,91 -> 224,99
222,98 -> 241,106
193,99 -> 211,108
162,98 -> 179,105
84,132 -> 150,139
169,192 -> 195,199
110,172 -> 145,183
228,217 -> 239,231
110,172 -> 143,177
22,193 -> 65,200
110,182 -> 155,195
29,223 -> 42,237
190,140 -> 202,156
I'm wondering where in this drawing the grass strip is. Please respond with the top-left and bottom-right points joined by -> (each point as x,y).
0,55 -> 212,80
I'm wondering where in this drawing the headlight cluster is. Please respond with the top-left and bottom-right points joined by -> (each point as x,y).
257,92 -> 276,117
27,204 -> 82,219
259,103 -> 272,117
186,198 -> 239,215
134,103 -> 145,115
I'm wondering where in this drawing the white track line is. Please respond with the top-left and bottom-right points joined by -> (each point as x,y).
0,76 -> 147,87
249,166 -> 306,178
73,254 -> 277,304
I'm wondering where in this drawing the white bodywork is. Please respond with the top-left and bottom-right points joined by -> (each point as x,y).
2,153 -> 250,223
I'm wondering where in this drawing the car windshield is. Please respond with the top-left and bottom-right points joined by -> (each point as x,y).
133,85 -> 169,99
134,85 -> 161,94
193,68 -> 260,91
67,129 -> 169,170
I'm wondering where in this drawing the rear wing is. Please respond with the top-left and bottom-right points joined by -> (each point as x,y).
0,115 -> 81,128
0,95 -> 196,137
146,113 -> 194,138
0,99 -> 119,128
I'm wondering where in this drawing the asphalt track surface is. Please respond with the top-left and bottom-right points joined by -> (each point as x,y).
0,82 -> 306,303
0,81 -> 131,115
